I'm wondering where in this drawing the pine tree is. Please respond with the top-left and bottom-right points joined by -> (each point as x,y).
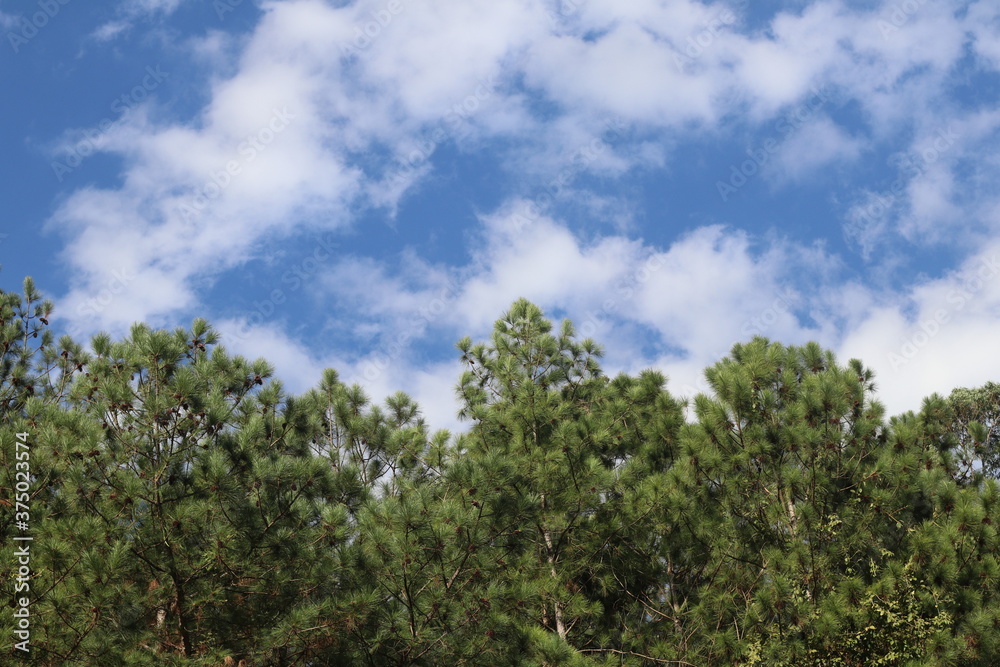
654,337 -> 1000,665
0,277 -> 90,662
280,370 -> 467,664
0,276 -> 83,421
5,277 -> 1000,663
450,299 -> 683,664
19,321 -> 351,664
885,397 -> 1000,665
662,338 -> 916,663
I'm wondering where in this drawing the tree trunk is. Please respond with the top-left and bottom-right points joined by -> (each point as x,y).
168,564 -> 194,656
542,526 -> 568,641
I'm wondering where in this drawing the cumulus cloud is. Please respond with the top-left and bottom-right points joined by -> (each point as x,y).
309,208 -> 845,419
44,0 -> 1000,426
840,242 -> 1000,415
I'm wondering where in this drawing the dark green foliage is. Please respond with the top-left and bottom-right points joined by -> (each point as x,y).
450,299 -> 684,663
1,280 -> 1000,665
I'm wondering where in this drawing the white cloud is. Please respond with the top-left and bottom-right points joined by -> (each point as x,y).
54,2 -> 364,334
91,20 -> 131,42
526,22 -> 720,125
56,0 -> 992,328
47,0 -> 1000,428
92,0 -> 192,41
453,209 -> 646,329
208,217 -> 1000,429
630,227 -> 807,354
843,107 -> 1000,260
216,318 -> 336,395
311,210 -> 843,417
771,117 -> 864,181
840,243 -> 1000,415
217,317 -> 467,433
308,199 -> 1000,422
968,0 -> 1000,69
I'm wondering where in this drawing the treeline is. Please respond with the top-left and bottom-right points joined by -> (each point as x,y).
2,277 -> 1000,665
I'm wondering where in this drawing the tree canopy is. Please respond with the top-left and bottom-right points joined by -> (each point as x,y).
2,281 -> 1000,665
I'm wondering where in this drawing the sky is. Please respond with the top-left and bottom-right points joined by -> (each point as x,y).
2,0 -> 1000,431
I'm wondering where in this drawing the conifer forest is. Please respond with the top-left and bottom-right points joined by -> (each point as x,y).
3,277 -> 1000,666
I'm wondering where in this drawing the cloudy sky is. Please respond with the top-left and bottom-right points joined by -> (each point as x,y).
3,0 -> 1000,430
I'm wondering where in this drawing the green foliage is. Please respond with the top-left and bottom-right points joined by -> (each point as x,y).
451,299 -> 684,661
1,281 -> 1000,665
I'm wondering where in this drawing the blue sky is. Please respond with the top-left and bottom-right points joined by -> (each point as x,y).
3,0 -> 1000,429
